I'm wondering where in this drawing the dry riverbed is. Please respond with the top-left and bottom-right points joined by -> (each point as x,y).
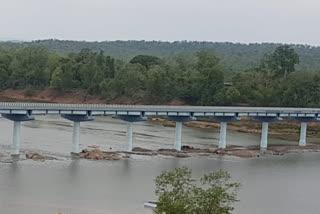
150,117 -> 320,142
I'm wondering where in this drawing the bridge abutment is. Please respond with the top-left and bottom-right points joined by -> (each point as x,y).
61,114 -> 94,154
116,115 -> 147,152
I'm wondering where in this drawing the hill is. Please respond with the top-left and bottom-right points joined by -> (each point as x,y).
1,39 -> 320,71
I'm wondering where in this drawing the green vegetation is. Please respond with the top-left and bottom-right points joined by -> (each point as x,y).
154,167 -> 240,214
2,40 -> 320,72
0,41 -> 319,107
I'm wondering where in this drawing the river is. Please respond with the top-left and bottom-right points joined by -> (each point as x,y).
0,116 -> 319,214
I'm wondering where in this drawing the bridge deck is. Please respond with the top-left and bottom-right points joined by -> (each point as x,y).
0,102 -> 319,117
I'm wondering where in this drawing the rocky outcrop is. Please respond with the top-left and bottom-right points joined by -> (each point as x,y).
79,149 -> 126,160
26,153 -> 56,160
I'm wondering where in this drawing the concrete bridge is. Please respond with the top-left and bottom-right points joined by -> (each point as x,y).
0,102 -> 319,156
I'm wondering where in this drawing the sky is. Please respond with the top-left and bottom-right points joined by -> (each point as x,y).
1,0 -> 320,45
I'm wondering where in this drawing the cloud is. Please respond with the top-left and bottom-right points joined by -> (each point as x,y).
0,0 -> 319,45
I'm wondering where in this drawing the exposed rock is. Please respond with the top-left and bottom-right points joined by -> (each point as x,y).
158,148 -> 177,152
79,149 -> 123,160
226,150 -> 259,158
133,147 -> 153,152
26,153 -> 56,160
74,144 -> 320,161
181,145 -> 194,150
162,123 -> 176,128
88,145 -> 100,149
175,153 -> 189,158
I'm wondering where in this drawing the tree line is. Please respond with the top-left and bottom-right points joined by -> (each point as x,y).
2,39 -> 320,72
0,44 -> 319,107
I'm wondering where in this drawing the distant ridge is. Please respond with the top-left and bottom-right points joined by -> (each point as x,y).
1,39 -> 320,71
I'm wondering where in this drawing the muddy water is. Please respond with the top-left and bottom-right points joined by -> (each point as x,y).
0,116 -> 319,214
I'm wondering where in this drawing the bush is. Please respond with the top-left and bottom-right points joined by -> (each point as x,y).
154,167 -> 240,214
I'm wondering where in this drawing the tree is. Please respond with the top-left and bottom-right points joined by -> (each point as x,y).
195,51 -> 224,105
266,45 -> 300,77
130,55 -> 162,69
155,167 -> 240,214
145,65 -> 170,100
276,71 -> 320,107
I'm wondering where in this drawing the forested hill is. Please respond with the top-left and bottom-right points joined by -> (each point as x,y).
1,39 -> 320,71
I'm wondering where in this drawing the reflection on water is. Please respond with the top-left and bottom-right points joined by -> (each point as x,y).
0,116 -> 319,214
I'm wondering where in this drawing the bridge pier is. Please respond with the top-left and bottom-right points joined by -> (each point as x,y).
219,122 -> 227,149
299,122 -> 307,146
210,115 -> 241,149
61,114 -> 94,154
290,117 -> 319,146
175,122 -> 182,151
260,122 -> 268,149
12,121 -> 21,155
116,115 -> 147,152
127,122 -> 133,152
251,115 -> 282,150
72,121 -> 80,153
167,115 -> 196,151
2,113 -> 35,156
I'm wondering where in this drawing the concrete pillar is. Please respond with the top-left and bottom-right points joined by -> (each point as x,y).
12,121 -> 21,155
72,121 -> 80,154
260,122 -> 268,150
127,122 -> 133,152
219,122 -> 227,149
174,122 -> 182,151
299,122 -> 307,146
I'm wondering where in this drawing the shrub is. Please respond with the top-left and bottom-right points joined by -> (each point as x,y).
154,167 -> 240,214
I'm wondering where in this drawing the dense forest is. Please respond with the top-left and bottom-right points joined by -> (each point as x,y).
0,41 -> 319,107
1,40 -> 320,72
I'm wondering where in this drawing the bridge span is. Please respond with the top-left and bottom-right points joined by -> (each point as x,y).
0,102 -> 319,156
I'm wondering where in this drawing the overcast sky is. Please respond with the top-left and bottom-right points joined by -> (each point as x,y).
1,0 -> 319,45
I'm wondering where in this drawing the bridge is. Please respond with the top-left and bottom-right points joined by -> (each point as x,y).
0,102 -> 319,156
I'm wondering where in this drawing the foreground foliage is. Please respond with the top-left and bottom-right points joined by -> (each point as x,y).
155,168 -> 240,214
